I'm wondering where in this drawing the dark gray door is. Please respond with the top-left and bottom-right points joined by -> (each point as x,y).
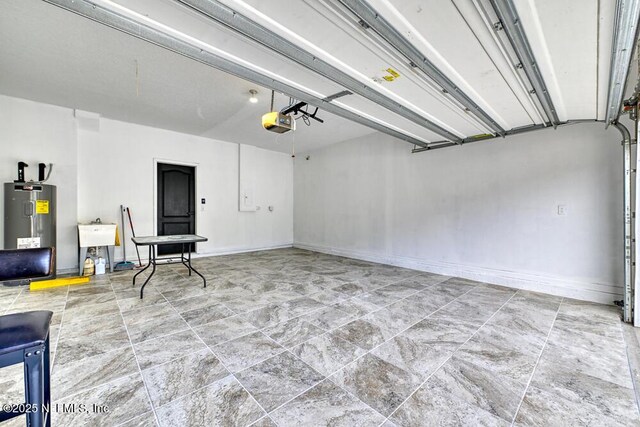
157,163 -> 195,255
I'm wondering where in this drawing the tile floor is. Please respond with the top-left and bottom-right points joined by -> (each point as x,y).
0,248 -> 638,426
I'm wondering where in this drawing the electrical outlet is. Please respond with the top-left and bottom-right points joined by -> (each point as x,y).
557,204 -> 567,216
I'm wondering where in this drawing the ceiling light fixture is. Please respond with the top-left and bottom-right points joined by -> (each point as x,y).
249,89 -> 258,103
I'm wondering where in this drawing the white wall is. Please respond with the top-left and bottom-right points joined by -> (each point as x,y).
0,95 -> 294,271
77,118 -> 293,263
0,95 -> 79,270
294,123 -> 624,304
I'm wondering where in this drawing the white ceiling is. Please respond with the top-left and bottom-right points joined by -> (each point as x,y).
0,0 -> 375,153
0,0 -> 618,153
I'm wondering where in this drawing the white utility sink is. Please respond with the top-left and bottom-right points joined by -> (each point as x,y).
78,223 -> 117,247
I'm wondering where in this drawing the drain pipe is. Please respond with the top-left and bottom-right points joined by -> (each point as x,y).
614,121 -> 634,324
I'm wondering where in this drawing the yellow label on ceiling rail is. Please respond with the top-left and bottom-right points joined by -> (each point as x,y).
36,200 -> 49,214
386,68 -> 400,78
377,67 -> 401,82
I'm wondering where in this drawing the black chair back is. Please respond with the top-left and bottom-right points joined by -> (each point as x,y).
0,248 -> 54,282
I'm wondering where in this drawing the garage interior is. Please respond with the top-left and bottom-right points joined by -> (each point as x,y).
1,0 -> 640,426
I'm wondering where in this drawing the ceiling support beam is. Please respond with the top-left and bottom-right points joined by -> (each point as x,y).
41,0 -> 430,148
605,0 -> 640,126
336,0 -> 506,136
489,0 -> 560,126
174,0 -> 461,143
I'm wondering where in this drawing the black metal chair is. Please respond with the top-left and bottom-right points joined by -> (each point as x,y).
0,248 -> 55,427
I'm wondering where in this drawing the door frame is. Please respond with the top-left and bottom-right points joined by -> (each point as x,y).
153,158 -> 199,253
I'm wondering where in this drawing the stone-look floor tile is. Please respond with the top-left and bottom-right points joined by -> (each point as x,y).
543,328 -> 632,389
393,288 -> 459,319
117,412 -> 158,427
307,306 -> 356,330
332,298 -> 380,318
487,306 -> 557,346
430,298 -> 500,328
155,375 -> 264,427
0,294 -> 20,315
363,308 -> 416,340
0,415 -> 27,427
250,416 -> 278,427
407,273 -> 450,287
122,303 -> 189,344
192,315 -> 258,347
63,296 -> 121,325
389,376 -> 510,427
330,353 -> 422,417
52,373 -> 152,427
551,317 -> 626,354
67,283 -> 112,297
514,384 -> 635,426
553,311 -> 622,339
0,363 -> 23,403
332,319 -> 387,350
530,355 -> 639,424
332,282 -> 369,297
115,287 -> 167,312
402,317 -> 478,353
11,288 -> 68,310
142,349 -> 228,407
179,303 -> 235,327
270,380 -> 385,427
236,352 -> 325,412
291,333 -> 367,376
372,334 -> 451,381
353,275 -> 401,290
0,250 -> 636,427
368,280 -> 426,304
384,297 -> 441,323
159,283 -> 209,302
242,297 -> 324,329
426,356 -> 526,422
169,293 -> 227,313
263,317 -> 326,348
505,290 -> 562,314
432,278 -> 478,297
309,289 -> 348,305
134,329 -> 206,370
55,315 -> 130,365
224,290 -> 300,312
213,331 -> 284,372
454,324 -> 540,385
558,298 -> 622,325
352,291 -> 395,309
52,345 -> 138,399
209,285 -> 256,302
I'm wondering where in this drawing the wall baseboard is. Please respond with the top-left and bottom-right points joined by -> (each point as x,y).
57,242 -> 294,275
294,242 -> 622,305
